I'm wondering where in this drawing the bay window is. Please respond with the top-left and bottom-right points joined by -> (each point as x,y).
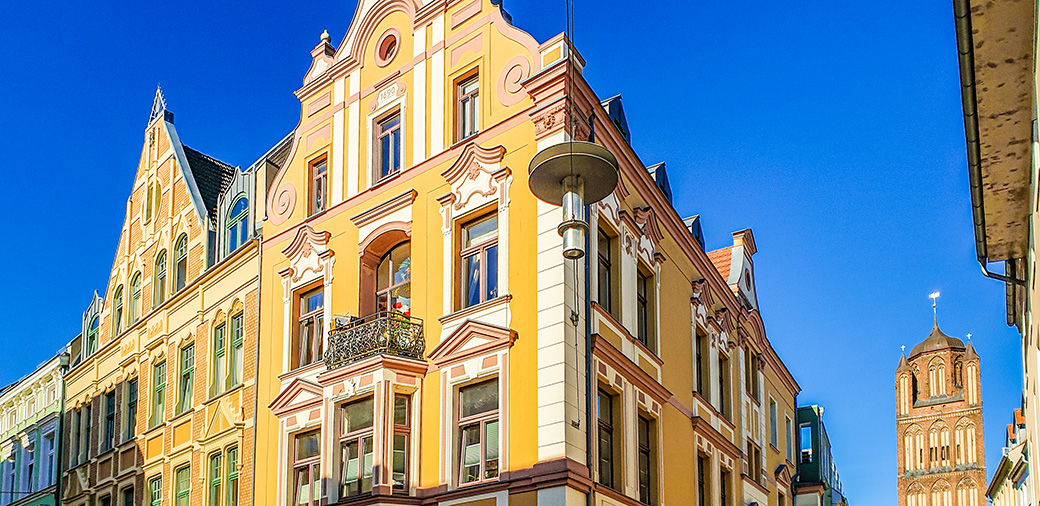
292,430 -> 321,506
392,395 -> 411,490
458,379 -> 499,484
338,397 -> 374,498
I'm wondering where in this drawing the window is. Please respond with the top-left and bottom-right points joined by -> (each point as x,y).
229,313 -> 244,388
458,379 -> 499,484
209,453 -> 222,506
174,234 -> 188,292
695,329 -> 708,394
769,399 -> 778,448
720,468 -> 731,506
69,409 -> 80,466
125,379 -> 138,441
154,251 -> 167,306
42,432 -> 54,487
696,455 -> 707,506
177,344 -> 195,415
376,243 -> 411,315
292,430 -> 321,506
310,158 -> 327,216
100,496 -> 111,506
151,361 -> 166,427
747,440 -> 762,482
718,354 -> 729,419
392,394 -> 411,490
121,487 -> 134,506
226,447 -> 239,506
175,465 -> 190,506
130,272 -> 142,323
376,112 -> 401,180
800,423 -> 812,463
293,287 -> 324,369
636,270 -> 651,349
113,285 -> 124,336
83,404 -> 92,459
86,317 -> 99,357
786,417 -> 793,462
460,213 -> 499,309
597,389 -> 618,489
226,197 -> 249,254
597,230 -> 614,315
745,352 -> 760,400
456,74 -> 479,141
149,476 -> 162,506
212,322 -> 226,396
102,391 -> 116,451
637,416 -> 654,505
339,397 -> 374,497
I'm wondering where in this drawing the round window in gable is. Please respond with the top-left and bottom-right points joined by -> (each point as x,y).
375,28 -> 400,67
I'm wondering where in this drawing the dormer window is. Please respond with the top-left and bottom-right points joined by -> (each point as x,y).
226,197 -> 249,254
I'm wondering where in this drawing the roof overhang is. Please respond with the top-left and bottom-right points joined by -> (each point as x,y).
955,0 -> 1035,262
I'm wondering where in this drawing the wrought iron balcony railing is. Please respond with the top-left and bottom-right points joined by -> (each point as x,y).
324,311 -> 425,370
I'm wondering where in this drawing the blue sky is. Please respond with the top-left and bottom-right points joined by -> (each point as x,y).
0,0 -> 1020,502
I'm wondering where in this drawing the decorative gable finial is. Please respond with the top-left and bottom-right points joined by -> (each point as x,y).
321,29 -> 331,43
149,84 -> 169,124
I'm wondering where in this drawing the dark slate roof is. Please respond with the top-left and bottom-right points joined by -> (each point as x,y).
183,146 -> 237,222
909,323 -> 966,358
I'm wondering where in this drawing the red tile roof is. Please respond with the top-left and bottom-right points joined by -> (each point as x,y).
707,246 -> 733,280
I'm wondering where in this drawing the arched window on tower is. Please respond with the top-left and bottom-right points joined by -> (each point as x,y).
912,368 -> 920,403
903,425 -> 921,472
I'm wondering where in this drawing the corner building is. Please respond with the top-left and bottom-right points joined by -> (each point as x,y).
254,2 -> 801,506
60,93 -> 277,506
895,323 -> 985,506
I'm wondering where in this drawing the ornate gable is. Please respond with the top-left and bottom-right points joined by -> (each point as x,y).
427,320 -> 516,368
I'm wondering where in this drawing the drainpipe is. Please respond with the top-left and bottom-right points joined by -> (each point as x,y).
584,211 -> 595,506
953,0 -> 1027,288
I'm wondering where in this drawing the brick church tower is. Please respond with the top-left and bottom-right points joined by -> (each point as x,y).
895,320 -> 985,506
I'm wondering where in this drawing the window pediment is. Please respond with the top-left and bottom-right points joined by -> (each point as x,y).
280,225 -> 335,286
427,320 -> 516,369
269,378 -> 323,417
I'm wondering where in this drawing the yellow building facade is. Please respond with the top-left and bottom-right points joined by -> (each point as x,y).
59,92 -> 277,506
253,3 -> 800,506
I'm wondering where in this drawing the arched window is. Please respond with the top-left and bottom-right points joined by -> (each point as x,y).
375,242 -> 411,315
86,317 -> 99,356
174,234 -> 188,291
226,197 -> 249,254
154,250 -> 167,306
113,285 -> 124,336
130,272 -> 142,324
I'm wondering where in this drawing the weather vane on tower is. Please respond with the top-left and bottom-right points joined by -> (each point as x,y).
929,291 -> 940,325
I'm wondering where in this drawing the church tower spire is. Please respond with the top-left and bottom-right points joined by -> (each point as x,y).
895,295 -> 985,506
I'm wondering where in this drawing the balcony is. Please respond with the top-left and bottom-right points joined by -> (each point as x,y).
324,311 -> 425,370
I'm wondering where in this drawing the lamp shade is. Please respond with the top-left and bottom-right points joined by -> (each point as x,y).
528,141 -> 619,205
